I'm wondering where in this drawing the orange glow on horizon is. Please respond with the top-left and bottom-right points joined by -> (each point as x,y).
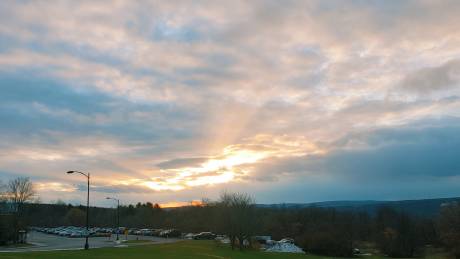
159,200 -> 203,208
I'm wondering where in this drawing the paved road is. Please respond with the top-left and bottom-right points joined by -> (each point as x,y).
0,231 -> 179,252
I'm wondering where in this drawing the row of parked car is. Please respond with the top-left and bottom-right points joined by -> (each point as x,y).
32,226 -> 220,241
126,228 -> 181,238
32,226 -> 106,238
118,229 -> 217,240
32,226 -> 185,238
183,232 -> 217,240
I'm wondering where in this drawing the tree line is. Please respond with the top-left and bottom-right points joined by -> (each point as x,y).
1,177 -> 460,257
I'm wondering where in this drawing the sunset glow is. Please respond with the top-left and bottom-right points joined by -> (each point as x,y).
143,146 -> 271,191
159,200 -> 204,208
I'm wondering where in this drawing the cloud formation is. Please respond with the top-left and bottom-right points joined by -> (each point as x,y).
0,0 -> 460,205
399,59 -> 460,93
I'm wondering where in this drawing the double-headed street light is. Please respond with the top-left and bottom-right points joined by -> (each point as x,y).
106,197 -> 120,241
66,170 -> 90,250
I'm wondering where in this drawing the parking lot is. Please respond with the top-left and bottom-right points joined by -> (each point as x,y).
0,231 -> 179,252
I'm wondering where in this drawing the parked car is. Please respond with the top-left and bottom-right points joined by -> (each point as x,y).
140,229 -> 153,236
70,231 -> 85,238
183,233 -> 195,239
279,238 -> 295,244
193,232 -> 216,240
151,229 -> 163,237
127,228 -> 138,235
159,229 -> 181,238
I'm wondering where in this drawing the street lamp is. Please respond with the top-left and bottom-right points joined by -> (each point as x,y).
66,170 -> 90,250
106,197 -> 120,241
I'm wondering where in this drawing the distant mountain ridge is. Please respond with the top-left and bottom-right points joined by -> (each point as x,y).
257,197 -> 460,217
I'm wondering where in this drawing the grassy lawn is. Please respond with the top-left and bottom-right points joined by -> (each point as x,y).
123,240 -> 155,244
0,240 -> 450,259
0,243 -> 35,249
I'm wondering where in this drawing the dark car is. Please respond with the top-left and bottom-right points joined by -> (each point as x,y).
193,232 -> 216,240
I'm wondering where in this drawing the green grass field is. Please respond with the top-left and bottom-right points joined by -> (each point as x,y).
0,241 -> 450,259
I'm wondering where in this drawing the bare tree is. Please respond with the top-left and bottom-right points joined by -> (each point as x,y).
218,192 -> 256,250
7,177 -> 35,213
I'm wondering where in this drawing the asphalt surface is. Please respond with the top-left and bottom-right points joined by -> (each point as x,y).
0,231 -> 179,252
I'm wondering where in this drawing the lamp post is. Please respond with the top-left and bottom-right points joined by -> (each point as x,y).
66,170 -> 90,250
106,197 -> 120,241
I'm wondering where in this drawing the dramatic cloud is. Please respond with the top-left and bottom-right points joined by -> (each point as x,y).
399,59 -> 460,93
0,0 -> 460,206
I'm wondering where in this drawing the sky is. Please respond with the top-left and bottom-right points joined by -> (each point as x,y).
1,0 -> 460,207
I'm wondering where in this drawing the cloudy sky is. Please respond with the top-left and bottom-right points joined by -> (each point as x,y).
1,0 -> 460,207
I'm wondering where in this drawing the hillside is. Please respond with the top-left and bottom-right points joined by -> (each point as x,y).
258,197 -> 460,217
